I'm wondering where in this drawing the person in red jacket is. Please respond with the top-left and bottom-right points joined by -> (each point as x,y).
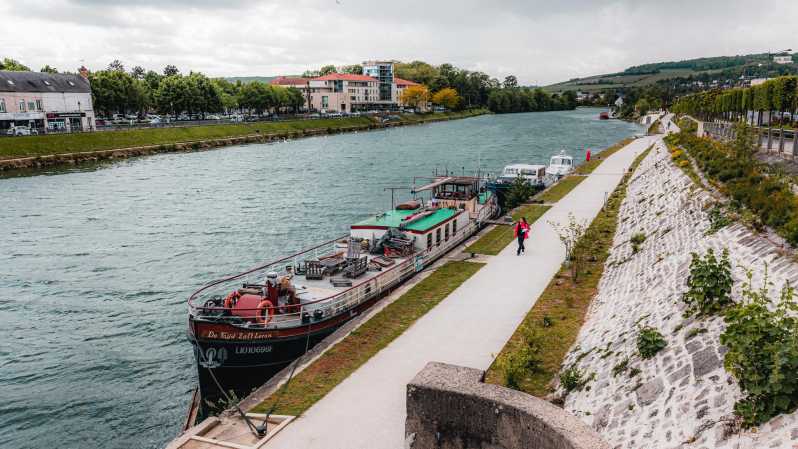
514,217 -> 530,255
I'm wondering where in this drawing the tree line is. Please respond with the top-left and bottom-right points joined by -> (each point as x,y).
671,76 -> 798,125
1,58 -> 305,118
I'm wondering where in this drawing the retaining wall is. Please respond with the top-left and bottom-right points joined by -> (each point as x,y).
405,362 -> 609,449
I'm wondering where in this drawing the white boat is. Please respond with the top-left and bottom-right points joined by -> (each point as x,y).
546,150 -> 574,178
495,164 -> 547,187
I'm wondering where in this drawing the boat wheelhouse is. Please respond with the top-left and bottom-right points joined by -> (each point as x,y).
546,150 -> 574,178
186,175 -> 497,419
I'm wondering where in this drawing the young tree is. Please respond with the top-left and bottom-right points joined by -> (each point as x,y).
400,85 -> 430,110
431,87 -> 461,110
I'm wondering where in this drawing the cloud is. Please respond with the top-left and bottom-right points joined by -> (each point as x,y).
1,0 -> 796,84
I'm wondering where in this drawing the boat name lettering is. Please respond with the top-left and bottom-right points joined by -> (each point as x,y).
235,346 -> 273,354
205,330 -> 274,340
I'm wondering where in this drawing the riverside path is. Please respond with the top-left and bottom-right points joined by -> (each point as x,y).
265,135 -> 659,449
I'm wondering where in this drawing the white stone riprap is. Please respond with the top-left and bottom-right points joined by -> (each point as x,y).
559,138 -> 798,449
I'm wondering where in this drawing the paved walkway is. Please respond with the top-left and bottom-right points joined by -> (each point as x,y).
266,135 -> 659,449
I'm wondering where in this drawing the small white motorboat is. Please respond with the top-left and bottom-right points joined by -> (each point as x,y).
546,150 -> 574,178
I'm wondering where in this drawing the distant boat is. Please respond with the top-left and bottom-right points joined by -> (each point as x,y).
546,150 -> 574,179
599,111 -> 610,120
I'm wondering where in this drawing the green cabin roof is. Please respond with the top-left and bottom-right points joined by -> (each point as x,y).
353,208 -> 458,232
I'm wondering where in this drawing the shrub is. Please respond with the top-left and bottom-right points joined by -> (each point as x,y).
637,326 -> 667,359
721,269 -> 798,428
505,174 -> 536,209
630,232 -> 646,253
560,365 -> 586,392
612,357 -> 629,377
502,326 -> 543,389
682,248 -> 733,316
707,205 -> 732,234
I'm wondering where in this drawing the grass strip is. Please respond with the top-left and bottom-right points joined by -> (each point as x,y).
251,260 -> 484,416
535,176 -> 587,203
484,145 -> 652,396
573,138 -> 634,175
0,110 -> 486,160
465,204 -> 550,255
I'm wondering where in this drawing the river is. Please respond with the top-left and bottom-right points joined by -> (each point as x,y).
0,108 -> 641,449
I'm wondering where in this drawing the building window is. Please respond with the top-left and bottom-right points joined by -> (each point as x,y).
0,99 -> 5,113
321,96 -> 328,108
28,101 -> 35,111
427,234 -> 432,250
35,99 -> 42,111
436,228 -> 441,247
19,100 -> 26,112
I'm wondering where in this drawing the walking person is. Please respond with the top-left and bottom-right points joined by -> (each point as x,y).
514,217 -> 530,255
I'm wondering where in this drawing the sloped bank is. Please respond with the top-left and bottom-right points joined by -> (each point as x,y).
556,139 -> 798,448
0,110 -> 487,172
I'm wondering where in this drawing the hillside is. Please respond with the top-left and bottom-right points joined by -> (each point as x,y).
545,52 -> 797,93
223,75 -> 279,84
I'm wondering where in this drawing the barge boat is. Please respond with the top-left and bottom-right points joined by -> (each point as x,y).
186,176 -> 498,417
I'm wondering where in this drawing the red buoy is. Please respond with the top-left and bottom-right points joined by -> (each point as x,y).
586,149 -> 591,161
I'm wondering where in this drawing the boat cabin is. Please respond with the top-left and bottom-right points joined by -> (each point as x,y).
546,150 -> 574,178
351,203 -> 467,253
497,164 -> 546,186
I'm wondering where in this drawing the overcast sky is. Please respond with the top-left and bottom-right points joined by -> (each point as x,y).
1,0 -> 795,85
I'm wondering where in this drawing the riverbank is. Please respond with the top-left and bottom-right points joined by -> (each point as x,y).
0,109 -> 487,172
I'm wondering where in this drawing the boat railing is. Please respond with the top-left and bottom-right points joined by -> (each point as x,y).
189,219 -> 485,330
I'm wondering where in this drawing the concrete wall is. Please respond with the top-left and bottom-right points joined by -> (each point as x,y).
405,362 -> 609,449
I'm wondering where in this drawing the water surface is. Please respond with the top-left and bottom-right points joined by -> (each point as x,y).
0,108 -> 641,449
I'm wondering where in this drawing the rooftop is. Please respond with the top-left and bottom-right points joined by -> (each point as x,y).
0,70 -> 91,93
352,208 -> 458,232
395,77 -> 420,87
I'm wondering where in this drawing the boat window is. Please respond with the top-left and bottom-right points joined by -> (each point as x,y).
445,223 -> 450,241
551,158 -> 561,165
427,233 -> 433,250
452,218 -> 457,235
436,228 -> 441,246
565,159 -> 572,165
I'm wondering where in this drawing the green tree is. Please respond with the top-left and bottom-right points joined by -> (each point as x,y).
107,59 -> 125,72
1,58 -> 31,71
503,75 -> 518,89
319,65 -> 337,76
341,64 -> 363,75
130,65 -> 145,79
431,88 -> 461,110
163,64 -> 180,76
40,65 -> 58,74
395,61 -> 439,85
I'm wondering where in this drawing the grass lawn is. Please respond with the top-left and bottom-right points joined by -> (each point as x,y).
0,110 -> 487,160
250,260 -> 484,416
0,117 -> 373,160
573,138 -> 634,175
484,145 -> 652,397
465,205 -> 551,256
535,176 -> 586,203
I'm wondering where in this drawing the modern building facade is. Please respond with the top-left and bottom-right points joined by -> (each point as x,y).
0,70 -> 94,133
307,73 -> 380,113
362,60 -> 395,104
270,61 -> 425,113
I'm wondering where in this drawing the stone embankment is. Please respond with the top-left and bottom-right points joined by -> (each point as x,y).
0,112 -> 483,172
557,139 -> 798,448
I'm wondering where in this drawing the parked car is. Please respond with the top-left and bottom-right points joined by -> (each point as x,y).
206,115 -> 221,120
6,126 -> 37,136
149,118 -> 163,125
327,112 -> 343,118
229,115 -> 244,122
